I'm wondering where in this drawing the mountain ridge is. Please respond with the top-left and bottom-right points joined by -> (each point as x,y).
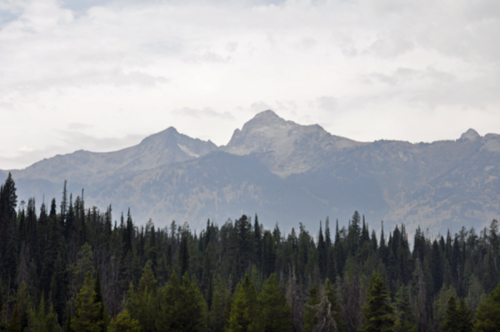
2,110 -> 499,234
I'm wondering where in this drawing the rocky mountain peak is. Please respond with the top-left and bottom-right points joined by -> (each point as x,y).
223,110 -> 361,177
459,129 -> 480,142
240,110 -> 291,132
140,126 -> 180,145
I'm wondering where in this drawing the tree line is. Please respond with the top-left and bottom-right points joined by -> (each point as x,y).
1,173 -> 500,331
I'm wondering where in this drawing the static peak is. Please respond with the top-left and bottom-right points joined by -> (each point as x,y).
251,110 -> 285,122
255,109 -> 279,117
164,126 -> 179,134
459,128 -> 480,141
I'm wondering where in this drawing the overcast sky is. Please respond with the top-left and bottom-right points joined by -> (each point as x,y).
1,0 -> 499,170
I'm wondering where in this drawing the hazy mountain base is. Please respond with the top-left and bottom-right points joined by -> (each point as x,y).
2,111 -> 500,234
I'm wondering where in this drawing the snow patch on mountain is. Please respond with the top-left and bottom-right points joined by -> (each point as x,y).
178,144 -> 200,158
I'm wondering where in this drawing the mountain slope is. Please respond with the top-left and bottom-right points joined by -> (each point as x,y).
10,127 -> 218,184
2,111 -> 500,234
223,110 -> 364,177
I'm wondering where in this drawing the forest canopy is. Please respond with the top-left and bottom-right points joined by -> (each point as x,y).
0,174 -> 499,332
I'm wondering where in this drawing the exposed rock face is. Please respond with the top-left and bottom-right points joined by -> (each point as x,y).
223,110 -> 363,177
11,127 -> 218,184
3,111 -> 500,235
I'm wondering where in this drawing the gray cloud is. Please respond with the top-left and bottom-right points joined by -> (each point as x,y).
0,131 -> 145,170
173,107 -> 234,120
317,96 -> 337,111
366,66 -> 456,86
0,0 -> 499,168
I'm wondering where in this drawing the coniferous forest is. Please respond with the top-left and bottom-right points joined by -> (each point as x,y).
1,173 -> 500,332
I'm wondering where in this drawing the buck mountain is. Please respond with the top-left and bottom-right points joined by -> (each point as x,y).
2,110 -> 499,234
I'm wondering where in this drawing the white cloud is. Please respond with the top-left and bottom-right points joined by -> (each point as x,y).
0,0 -> 499,169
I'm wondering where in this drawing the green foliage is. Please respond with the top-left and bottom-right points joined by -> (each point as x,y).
108,310 -> 140,332
228,274 -> 259,332
126,264 -> 159,332
473,281 -> 500,331
209,278 -> 232,332
324,278 -> 345,332
393,286 -> 416,332
257,273 -> 292,332
457,298 -> 473,332
433,284 -> 457,331
360,272 -> 394,332
71,272 -> 105,332
303,283 -> 320,332
29,296 -> 61,332
155,272 -> 207,332
6,174 -> 500,332
441,296 -> 459,332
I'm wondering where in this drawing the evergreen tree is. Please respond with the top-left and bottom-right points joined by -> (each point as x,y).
318,222 -> 327,280
257,273 -> 292,332
228,274 -> 259,332
456,298 -> 473,332
209,278 -> 232,332
156,272 -> 207,332
473,281 -> 500,331
94,268 -> 108,331
71,272 -> 105,332
179,233 -> 189,277
360,272 -> 394,332
441,296 -> 459,332
324,278 -> 345,332
303,283 -> 320,332
107,310 -> 140,332
393,286 -> 416,332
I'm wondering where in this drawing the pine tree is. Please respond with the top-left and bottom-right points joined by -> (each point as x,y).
318,222 -> 327,280
473,280 -> 500,331
71,272 -> 105,332
156,272 -> 207,332
50,251 -> 68,325
254,215 -> 262,270
209,278 -> 232,332
228,274 -> 259,332
441,296 -> 459,332
107,310 -> 140,332
360,272 -> 394,332
179,233 -> 189,277
94,268 -> 108,331
393,286 -> 416,332
303,283 -> 320,332
257,273 -> 292,332
324,278 -> 345,332
456,298 -> 473,332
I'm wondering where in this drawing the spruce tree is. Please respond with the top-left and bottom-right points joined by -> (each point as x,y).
303,283 -> 320,332
108,310 -> 140,332
71,272 -> 105,332
473,281 -> 500,331
228,274 -> 259,332
325,278 -> 345,332
393,286 -> 416,332
156,272 -> 207,332
441,296 -> 459,332
318,222 -> 327,280
257,273 -> 292,332
360,272 -> 394,332
456,298 -> 473,332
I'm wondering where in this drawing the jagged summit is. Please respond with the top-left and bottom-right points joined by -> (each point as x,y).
239,110 -> 291,132
223,110 -> 361,177
459,128 -> 480,141
248,109 -> 285,123
140,126 -> 179,144
3,111 -> 500,235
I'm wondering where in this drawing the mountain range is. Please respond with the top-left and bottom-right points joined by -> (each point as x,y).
2,110 -> 499,235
